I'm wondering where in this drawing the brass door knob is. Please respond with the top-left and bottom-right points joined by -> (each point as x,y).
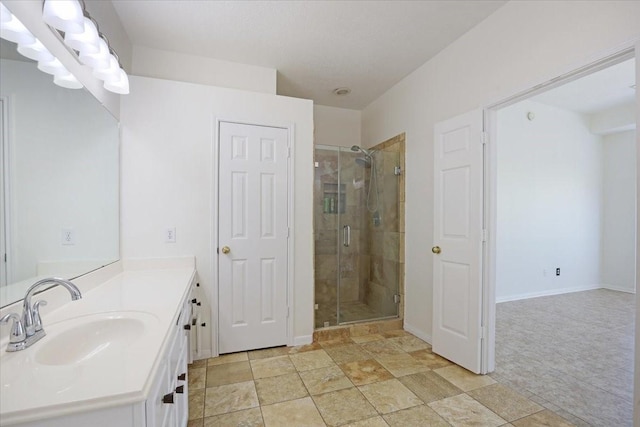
221,246 -> 230,254
432,246 -> 441,254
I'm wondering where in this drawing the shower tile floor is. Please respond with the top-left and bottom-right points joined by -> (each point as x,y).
188,289 -> 634,426
315,301 -> 391,328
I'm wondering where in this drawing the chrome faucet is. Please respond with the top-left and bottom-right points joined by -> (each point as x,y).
0,278 -> 82,352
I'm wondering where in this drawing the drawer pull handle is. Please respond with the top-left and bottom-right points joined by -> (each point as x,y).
191,298 -> 197,303
184,324 -> 191,330
176,385 -> 185,394
162,392 -> 174,404
178,373 -> 186,381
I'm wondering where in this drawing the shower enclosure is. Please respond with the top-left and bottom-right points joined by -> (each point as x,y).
314,143 -> 402,328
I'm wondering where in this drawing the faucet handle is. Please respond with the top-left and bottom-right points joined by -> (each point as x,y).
33,300 -> 48,333
0,313 -> 26,344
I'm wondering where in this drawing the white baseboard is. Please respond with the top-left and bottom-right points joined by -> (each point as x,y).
496,284 -> 603,303
403,322 -> 432,345
194,349 -> 212,361
601,284 -> 636,294
293,335 -> 313,346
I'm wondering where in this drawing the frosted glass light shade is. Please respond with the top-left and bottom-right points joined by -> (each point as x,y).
64,17 -> 99,55
0,16 -> 35,45
54,73 -> 83,89
42,0 -> 84,34
79,37 -> 109,69
104,68 -> 129,94
37,58 -> 69,76
93,54 -> 119,81
17,39 -> 54,62
1,3 -> 13,24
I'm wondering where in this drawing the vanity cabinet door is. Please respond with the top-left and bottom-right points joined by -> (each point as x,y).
174,348 -> 189,427
146,360 -> 171,427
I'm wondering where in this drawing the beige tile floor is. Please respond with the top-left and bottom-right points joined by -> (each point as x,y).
492,289 -> 635,427
187,330 -> 577,427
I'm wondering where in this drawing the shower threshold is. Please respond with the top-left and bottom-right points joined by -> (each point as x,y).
337,314 -> 398,326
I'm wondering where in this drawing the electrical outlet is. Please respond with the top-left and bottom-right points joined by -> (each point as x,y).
61,228 -> 75,245
556,267 -> 561,276
166,227 -> 176,243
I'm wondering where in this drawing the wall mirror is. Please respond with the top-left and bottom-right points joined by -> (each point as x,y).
0,39 -> 119,307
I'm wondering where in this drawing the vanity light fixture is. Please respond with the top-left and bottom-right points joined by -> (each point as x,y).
63,15 -> 99,55
103,67 -> 129,94
37,57 -> 70,76
42,0 -> 129,94
42,0 -> 84,35
16,38 -> 54,62
0,3 -> 36,45
1,1 -> 83,90
53,71 -> 83,89
0,1 -> 128,94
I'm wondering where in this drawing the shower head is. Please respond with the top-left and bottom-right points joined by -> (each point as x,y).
350,145 -> 374,157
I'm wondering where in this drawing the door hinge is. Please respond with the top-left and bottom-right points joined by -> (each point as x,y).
287,227 -> 290,238
287,306 -> 290,318
287,147 -> 291,158
480,326 -> 487,340
481,229 -> 487,242
481,132 -> 488,145
393,294 -> 401,304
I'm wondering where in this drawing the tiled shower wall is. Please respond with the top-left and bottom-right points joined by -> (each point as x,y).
365,133 -> 405,319
313,134 -> 405,328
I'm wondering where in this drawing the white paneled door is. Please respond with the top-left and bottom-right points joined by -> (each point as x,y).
218,122 -> 289,354
432,110 -> 484,374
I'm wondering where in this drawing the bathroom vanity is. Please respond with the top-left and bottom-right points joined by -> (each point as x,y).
0,262 -> 197,427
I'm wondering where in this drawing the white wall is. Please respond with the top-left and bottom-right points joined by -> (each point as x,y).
496,100 -> 603,301
314,105 -> 361,147
361,0 -> 640,341
602,130 -> 637,292
131,46 -> 277,95
120,76 -> 314,356
1,59 -> 119,285
590,102 -> 636,135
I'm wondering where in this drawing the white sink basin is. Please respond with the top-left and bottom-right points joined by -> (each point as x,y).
34,312 -> 158,366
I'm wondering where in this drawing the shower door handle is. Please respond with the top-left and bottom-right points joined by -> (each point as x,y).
343,225 -> 351,247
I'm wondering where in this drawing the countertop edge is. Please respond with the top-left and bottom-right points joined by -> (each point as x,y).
0,266 -> 197,425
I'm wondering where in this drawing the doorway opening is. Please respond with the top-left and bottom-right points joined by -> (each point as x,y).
488,54 -> 636,426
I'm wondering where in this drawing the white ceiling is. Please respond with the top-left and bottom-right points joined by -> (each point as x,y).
110,0 -> 506,109
531,58 -> 636,115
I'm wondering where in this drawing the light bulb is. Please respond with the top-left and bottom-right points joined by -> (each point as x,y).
104,68 -> 129,94
1,2 -> 13,24
42,0 -> 84,34
93,54 -> 119,81
37,57 -> 69,76
0,15 -> 35,45
79,37 -> 109,69
54,73 -> 83,89
17,39 -> 54,62
64,16 -> 99,55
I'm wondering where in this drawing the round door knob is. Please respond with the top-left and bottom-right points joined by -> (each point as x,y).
432,246 -> 441,254
221,246 -> 230,254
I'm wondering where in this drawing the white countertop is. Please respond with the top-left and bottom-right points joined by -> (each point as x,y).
0,266 -> 195,425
